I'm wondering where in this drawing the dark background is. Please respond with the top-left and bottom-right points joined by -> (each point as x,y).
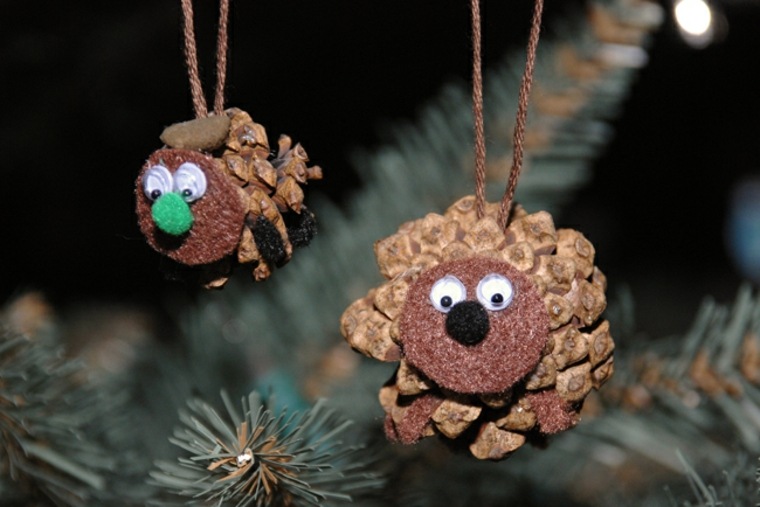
1,0 -> 758,336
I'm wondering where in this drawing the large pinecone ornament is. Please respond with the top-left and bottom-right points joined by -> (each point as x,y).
136,108 -> 322,287
340,196 -> 614,460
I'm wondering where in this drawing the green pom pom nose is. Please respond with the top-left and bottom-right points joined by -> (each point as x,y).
151,193 -> 194,236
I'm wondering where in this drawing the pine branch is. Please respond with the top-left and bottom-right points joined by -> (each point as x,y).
614,451 -> 760,506
668,451 -> 760,507
0,327 -> 117,506
150,391 -> 383,506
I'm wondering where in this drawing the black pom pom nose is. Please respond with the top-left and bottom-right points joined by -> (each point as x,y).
445,301 -> 490,345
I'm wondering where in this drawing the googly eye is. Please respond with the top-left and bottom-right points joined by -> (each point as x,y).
429,275 -> 467,313
173,162 -> 207,203
143,165 -> 173,202
476,273 -> 514,311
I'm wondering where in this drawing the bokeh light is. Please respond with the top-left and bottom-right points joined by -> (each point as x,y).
675,0 -> 713,35
674,0 -> 718,47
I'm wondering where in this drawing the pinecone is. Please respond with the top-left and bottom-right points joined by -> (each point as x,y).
137,108 -> 322,288
340,195 -> 614,460
217,108 -> 322,283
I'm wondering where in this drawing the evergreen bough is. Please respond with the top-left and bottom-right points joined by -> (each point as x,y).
0,328 -> 117,506
150,391 -> 383,506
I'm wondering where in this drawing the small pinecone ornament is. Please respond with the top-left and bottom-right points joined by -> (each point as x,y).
135,108 -> 322,287
340,196 -> 614,460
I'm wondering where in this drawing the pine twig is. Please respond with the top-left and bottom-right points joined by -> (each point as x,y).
0,328 -> 117,506
150,391 -> 383,506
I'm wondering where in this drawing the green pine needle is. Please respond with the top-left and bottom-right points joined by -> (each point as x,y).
667,451 -> 760,507
150,391 -> 383,506
0,328 -> 118,506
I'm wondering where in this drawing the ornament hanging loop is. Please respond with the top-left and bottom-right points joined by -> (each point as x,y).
469,0 -> 544,228
498,0 -> 544,229
471,0 -> 487,220
180,0 -> 231,118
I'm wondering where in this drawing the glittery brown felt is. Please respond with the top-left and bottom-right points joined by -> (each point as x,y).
136,149 -> 246,265
525,390 -> 579,434
385,392 -> 444,445
399,257 -> 549,394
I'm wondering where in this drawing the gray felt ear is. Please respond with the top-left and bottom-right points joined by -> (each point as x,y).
160,115 -> 232,151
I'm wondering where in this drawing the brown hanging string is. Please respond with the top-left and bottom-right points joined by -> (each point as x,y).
498,0 -> 544,229
180,0 -> 231,118
213,0 -> 230,115
471,0 -> 487,220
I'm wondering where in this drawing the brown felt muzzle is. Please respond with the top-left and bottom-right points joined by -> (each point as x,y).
399,257 -> 550,395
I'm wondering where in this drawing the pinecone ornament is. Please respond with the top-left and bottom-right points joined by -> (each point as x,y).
340,196 -> 614,460
136,108 -> 322,287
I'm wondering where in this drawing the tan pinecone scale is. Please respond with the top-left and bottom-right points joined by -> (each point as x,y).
340,195 -> 614,459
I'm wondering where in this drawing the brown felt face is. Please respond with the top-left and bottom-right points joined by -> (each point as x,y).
399,257 -> 549,394
135,149 -> 246,266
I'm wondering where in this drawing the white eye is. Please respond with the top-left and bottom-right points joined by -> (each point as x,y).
476,273 -> 514,311
429,275 -> 467,313
143,165 -> 173,201
173,162 -> 207,202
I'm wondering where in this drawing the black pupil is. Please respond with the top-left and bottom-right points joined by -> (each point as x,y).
150,189 -> 162,200
182,189 -> 192,197
491,293 -> 504,304
440,296 -> 453,308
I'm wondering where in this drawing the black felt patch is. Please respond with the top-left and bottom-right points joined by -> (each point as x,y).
252,216 -> 287,266
445,301 -> 490,345
284,206 -> 317,248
